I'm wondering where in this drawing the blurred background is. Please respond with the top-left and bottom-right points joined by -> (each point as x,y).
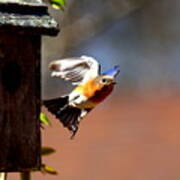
11,0 -> 180,179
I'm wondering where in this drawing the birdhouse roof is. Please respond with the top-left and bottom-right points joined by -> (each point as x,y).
0,0 -> 59,36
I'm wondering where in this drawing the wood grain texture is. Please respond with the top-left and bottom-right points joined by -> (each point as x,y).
0,1 -> 59,36
0,32 -> 41,172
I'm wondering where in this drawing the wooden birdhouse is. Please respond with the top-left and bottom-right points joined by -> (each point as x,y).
0,0 -> 59,172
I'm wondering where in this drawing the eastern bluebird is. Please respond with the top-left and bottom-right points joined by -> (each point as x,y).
43,56 -> 120,138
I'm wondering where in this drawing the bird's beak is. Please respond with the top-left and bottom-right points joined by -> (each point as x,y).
110,78 -> 117,85
112,69 -> 120,84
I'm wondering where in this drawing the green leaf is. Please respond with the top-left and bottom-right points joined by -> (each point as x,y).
41,164 -> 58,175
41,147 -> 56,156
55,0 -> 66,6
49,0 -> 66,10
51,3 -> 64,10
39,112 -> 51,126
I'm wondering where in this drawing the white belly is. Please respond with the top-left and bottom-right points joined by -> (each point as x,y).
69,91 -> 96,109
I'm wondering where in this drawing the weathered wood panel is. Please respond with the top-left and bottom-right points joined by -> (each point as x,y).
0,32 -> 41,171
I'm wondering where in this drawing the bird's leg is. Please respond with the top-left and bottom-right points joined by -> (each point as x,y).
57,95 -> 79,113
70,125 -> 78,139
58,104 -> 69,112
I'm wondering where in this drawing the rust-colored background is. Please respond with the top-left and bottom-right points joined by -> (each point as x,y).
8,93 -> 180,180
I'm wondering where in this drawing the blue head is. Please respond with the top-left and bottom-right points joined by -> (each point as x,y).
94,66 -> 120,87
102,65 -> 120,78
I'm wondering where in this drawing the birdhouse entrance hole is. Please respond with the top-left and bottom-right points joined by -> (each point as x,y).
1,62 -> 22,93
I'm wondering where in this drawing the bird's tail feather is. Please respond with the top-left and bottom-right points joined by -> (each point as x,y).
43,96 -> 69,115
43,96 -> 82,138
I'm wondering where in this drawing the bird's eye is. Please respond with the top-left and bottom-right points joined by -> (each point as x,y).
101,78 -> 107,83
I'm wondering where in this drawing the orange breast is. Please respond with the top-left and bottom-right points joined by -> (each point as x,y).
74,79 -> 114,105
74,79 -> 101,98
89,84 -> 114,104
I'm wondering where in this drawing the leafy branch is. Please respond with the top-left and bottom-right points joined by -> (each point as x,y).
39,113 -> 59,176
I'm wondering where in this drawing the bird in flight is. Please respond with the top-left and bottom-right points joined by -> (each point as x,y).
43,55 -> 120,138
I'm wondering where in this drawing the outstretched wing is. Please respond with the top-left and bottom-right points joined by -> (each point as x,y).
49,55 -> 100,85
